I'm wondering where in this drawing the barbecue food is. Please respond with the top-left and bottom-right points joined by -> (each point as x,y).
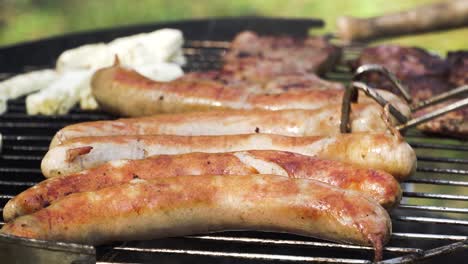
223,31 -> 341,80
50,104 -> 405,147
5,29 -> 185,116
351,45 -> 449,84
1,174 -> 391,261
181,70 -> 345,92
447,51 -> 468,86
91,64 -> 410,117
0,69 -> 58,114
415,101 -> 468,137
26,70 -> 94,115
5,150 -> 401,221
56,28 -> 185,72
41,133 -> 416,180
352,45 -> 467,138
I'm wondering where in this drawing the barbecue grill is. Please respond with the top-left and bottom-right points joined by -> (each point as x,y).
0,18 -> 466,263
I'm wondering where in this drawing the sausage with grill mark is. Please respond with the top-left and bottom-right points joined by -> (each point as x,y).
1,174 -> 391,261
5,150 -> 401,221
50,104 -> 405,147
91,64 -> 410,118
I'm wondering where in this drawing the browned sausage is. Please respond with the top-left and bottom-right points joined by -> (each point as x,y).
4,150 -> 401,221
91,64 -> 410,117
50,104 -> 405,147
1,174 -> 391,261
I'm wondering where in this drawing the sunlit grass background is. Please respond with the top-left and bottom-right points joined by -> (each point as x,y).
0,0 -> 467,54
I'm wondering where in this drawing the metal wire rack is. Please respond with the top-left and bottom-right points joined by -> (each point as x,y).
0,18 -> 466,263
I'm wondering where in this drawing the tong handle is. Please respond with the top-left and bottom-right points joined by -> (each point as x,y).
397,97 -> 468,131
336,0 -> 468,42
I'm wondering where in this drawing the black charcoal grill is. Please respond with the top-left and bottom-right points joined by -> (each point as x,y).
0,18 -> 466,263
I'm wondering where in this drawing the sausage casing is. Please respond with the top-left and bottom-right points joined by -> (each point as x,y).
1,174 -> 391,260
91,65 -> 410,117
50,104 -> 403,147
5,150 -> 401,221
41,133 -> 416,180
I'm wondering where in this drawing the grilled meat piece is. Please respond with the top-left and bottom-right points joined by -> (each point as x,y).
181,70 -> 344,92
191,31 -> 342,90
351,45 -> 449,81
447,51 -> 468,86
350,45 -> 450,98
223,31 -> 341,79
416,104 -> 467,138
352,45 -> 467,138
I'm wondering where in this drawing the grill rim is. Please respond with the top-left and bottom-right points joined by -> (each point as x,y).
0,17 -> 467,263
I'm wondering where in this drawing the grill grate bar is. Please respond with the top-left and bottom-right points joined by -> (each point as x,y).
0,112 -> 111,120
97,262 -> 140,264
0,194 -> 14,199
0,180 -> 37,186
0,122 -> 70,128
392,233 -> 467,241
183,48 -> 224,56
1,145 -> 49,151
1,155 -> 42,161
2,135 -> 52,141
410,142 -> 468,151
405,178 -> 468,187
379,240 -> 468,264
402,192 -> 468,201
185,235 -> 422,253
398,204 -> 468,214
393,216 -> 468,226
0,168 -> 41,173
112,246 -> 371,263
417,156 -> 468,164
416,167 -> 468,175
186,40 -> 231,48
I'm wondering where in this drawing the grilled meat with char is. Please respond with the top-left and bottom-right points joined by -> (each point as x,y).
352,45 -> 467,138
223,31 -> 341,80
447,51 -> 468,86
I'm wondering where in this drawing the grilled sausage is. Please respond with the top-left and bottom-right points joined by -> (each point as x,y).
91,64 -> 410,117
5,150 -> 401,221
50,104 -> 405,147
1,174 -> 391,261
41,133 -> 416,180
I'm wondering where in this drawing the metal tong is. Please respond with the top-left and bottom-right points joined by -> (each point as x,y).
340,64 -> 468,133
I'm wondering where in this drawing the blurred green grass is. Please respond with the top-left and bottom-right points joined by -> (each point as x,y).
0,0 -> 467,54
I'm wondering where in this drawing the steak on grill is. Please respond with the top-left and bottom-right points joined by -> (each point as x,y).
447,51 -> 468,86
223,31 -> 341,81
351,45 -> 467,138
181,70 -> 344,92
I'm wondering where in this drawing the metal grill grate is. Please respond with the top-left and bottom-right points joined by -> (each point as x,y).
0,18 -> 466,263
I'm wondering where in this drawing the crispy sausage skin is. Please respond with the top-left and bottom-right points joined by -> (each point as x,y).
1,174 -> 391,260
41,133 -> 416,180
91,65 -> 410,117
50,104 -> 403,147
5,150 -> 401,221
